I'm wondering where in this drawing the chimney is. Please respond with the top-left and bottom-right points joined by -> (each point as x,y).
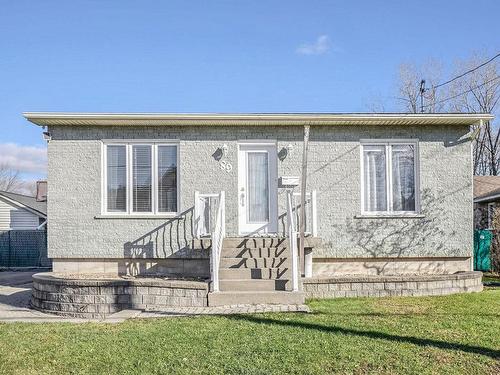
36,180 -> 47,202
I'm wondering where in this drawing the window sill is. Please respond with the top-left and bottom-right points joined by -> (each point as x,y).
354,214 -> 425,219
95,214 -> 180,220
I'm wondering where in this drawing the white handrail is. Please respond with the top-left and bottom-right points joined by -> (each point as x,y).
210,191 -> 225,292
286,190 -> 299,292
195,192 -> 220,238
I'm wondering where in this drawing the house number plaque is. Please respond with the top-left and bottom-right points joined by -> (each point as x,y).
220,160 -> 233,173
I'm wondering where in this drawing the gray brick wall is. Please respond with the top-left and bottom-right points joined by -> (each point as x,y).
47,124 -> 472,260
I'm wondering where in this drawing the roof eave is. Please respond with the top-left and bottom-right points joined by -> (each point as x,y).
0,193 -> 47,218
474,193 -> 500,203
23,112 -> 494,127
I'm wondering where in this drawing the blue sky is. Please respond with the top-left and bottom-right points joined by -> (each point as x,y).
0,0 -> 499,181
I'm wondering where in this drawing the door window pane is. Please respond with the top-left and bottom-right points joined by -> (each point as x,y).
391,144 -> 416,211
107,145 -> 127,212
158,146 -> 177,212
363,145 -> 387,212
132,145 -> 152,212
247,152 -> 269,222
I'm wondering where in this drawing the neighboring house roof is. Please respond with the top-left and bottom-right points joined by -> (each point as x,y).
23,112 -> 493,127
474,176 -> 500,203
0,191 -> 47,217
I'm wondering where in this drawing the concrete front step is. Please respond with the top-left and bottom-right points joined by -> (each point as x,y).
208,291 -> 305,306
219,279 -> 289,291
223,237 -> 287,249
221,247 -> 288,258
219,267 -> 290,280
220,257 -> 290,269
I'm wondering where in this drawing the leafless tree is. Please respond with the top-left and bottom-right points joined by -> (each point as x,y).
365,95 -> 387,113
0,163 -> 38,194
0,163 -> 23,192
448,55 -> 500,175
396,53 -> 500,175
23,181 -> 38,196
397,60 -> 445,113
397,63 -> 421,113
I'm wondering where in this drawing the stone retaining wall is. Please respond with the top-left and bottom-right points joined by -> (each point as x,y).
32,271 -> 484,318
31,273 -> 209,318
302,271 -> 483,299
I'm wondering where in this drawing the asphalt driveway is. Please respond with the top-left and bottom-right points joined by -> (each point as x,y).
0,270 -> 37,287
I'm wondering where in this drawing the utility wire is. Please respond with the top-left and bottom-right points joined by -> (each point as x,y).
430,52 -> 500,90
423,75 -> 500,108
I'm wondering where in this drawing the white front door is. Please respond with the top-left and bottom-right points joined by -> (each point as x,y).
238,143 -> 278,235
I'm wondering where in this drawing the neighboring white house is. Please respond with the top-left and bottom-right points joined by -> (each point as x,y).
473,176 -> 500,230
0,190 -> 47,231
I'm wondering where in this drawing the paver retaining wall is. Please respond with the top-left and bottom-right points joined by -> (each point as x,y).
32,271 -> 483,318
302,271 -> 483,298
31,273 -> 209,318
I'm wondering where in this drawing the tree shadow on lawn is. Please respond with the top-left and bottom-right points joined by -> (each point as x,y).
226,314 -> 500,360
306,311 -> 500,318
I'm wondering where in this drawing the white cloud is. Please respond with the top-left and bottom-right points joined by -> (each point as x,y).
296,35 -> 331,55
0,143 -> 47,175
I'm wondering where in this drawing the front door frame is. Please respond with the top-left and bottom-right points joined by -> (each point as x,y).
237,140 -> 278,236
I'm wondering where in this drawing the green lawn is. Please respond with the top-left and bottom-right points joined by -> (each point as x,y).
1,290 -> 499,375
483,273 -> 500,284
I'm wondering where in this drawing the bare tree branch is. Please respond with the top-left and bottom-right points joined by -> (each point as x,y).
395,53 -> 499,175
0,164 -> 23,192
0,163 -> 37,194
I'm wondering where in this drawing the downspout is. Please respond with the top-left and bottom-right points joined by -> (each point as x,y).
470,119 -> 483,272
299,123 -> 310,277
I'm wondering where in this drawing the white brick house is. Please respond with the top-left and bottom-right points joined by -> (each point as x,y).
24,112 -> 492,305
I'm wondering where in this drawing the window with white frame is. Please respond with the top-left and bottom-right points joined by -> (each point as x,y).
361,140 -> 419,214
104,142 -> 178,215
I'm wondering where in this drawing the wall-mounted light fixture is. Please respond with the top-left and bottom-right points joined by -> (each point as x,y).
278,144 -> 294,161
42,131 -> 52,142
212,144 -> 229,161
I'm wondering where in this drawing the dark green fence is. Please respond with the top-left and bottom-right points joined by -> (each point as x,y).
473,229 -> 492,272
0,230 -> 50,268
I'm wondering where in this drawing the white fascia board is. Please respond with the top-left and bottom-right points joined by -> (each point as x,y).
23,112 -> 495,127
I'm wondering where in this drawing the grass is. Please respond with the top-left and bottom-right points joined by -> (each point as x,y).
0,290 -> 499,375
483,272 -> 500,284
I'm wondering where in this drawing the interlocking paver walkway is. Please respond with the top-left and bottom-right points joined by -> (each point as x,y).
139,304 -> 310,317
